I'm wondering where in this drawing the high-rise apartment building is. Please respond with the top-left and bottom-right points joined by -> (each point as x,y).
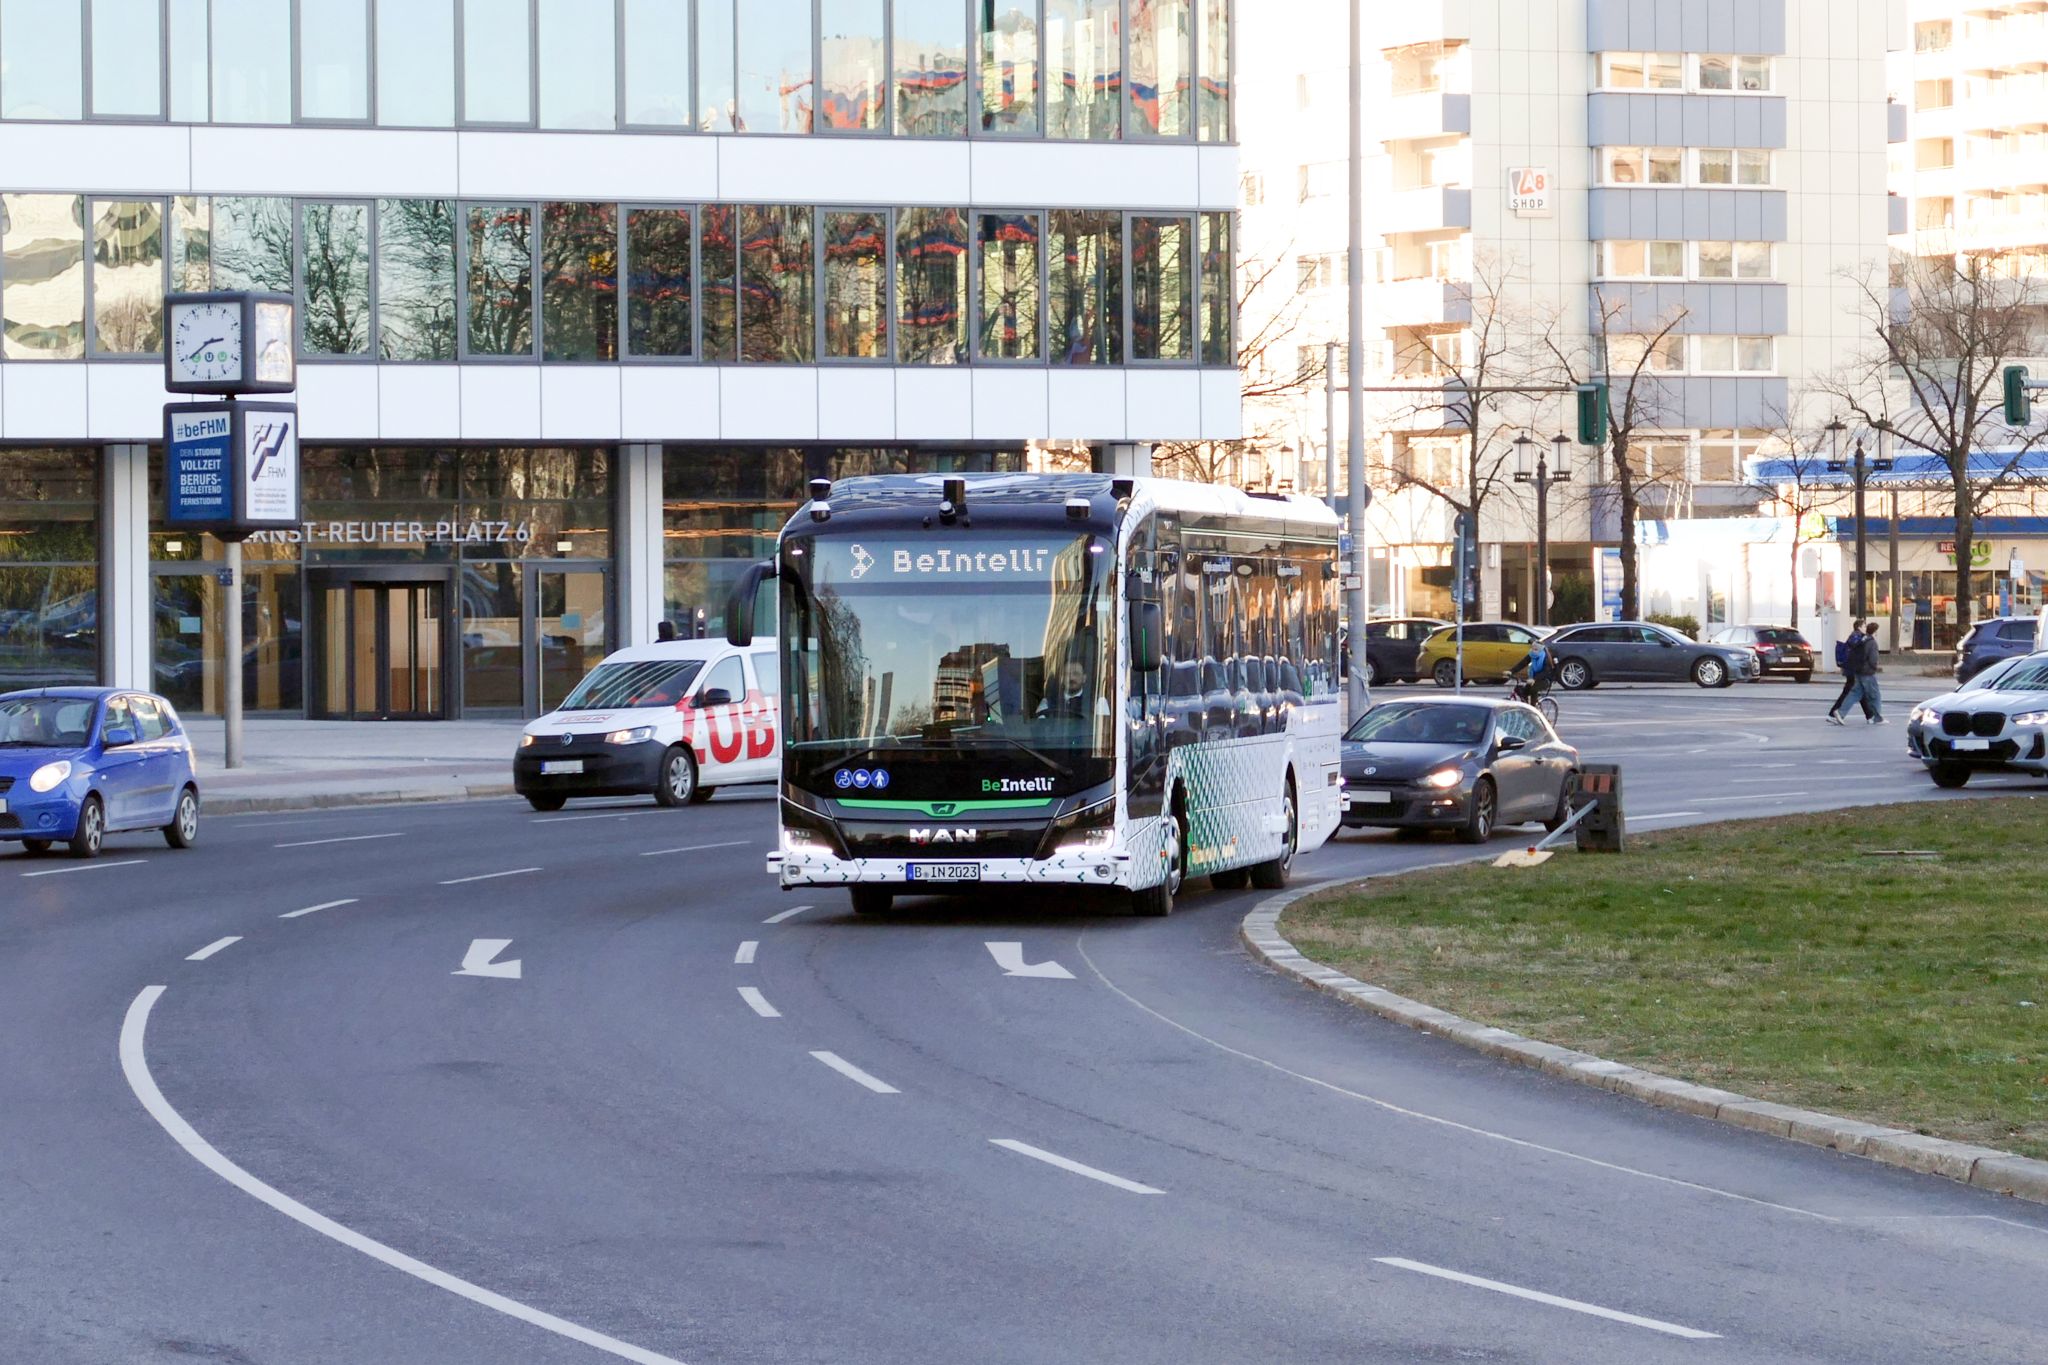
1241,0 -> 1902,625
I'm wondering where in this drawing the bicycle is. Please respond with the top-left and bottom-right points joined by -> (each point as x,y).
1508,681 -> 1560,727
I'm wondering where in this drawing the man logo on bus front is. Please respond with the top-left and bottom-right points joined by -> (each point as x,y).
851,545 -> 874,579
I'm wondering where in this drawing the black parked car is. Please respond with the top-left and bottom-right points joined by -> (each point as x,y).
1362,617 -> 1451,686
1704,625 -> 1816,682
1953,617 -> 2038,683
1339,697 -> 1580,843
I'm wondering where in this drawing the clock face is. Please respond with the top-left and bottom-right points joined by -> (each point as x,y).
171,302 -> 244,386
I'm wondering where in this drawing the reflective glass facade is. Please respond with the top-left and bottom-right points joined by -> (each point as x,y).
0,449 -> 98,692
0,195 -> 1233,369
0,0 -> 1229,141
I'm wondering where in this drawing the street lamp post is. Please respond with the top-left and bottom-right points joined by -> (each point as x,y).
1826,420 -> 1894,621
1514,433 -> 1573,627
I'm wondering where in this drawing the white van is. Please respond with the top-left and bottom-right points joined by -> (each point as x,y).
513,640 -> 780,811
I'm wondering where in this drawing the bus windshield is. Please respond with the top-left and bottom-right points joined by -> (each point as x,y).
783,532 -> 1115,760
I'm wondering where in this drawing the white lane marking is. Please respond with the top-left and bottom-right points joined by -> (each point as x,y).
640,840 -> 752,858
530,809 -> 674,824
279,898 -> 357,920
1629,811 -> 1703,823
810,1051 -> 901,1094
1696,792 -> 1804,803
737,986 -> 780,1018
274,832 -> 405,849
120,988 -> 684,1365
986,942 -> 1076,979
1375,1258 -> 1720,1340
453,939 -> 522,979
438,867 -> 540,886
734,941 -> 758,965
20,858 -> 147,878
185,936 -> 242,962
762,904 -> 812,925
1073,935 -> 1835,1221
990,1139 -> 1163,1195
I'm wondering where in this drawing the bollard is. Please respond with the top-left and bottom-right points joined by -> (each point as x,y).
1572,763 -> 1626,852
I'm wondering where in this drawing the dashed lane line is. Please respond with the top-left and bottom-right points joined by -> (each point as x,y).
20,859 -> 147,878
275,833 -> 405,850
810,1051 -> 900,1094
438,867 -> 541,886
1374,1258 -> 1720,1341
279,898 -> 357,919
734,941 -> 758,965
119,987 -> 686,1365
990,1139 -> 1164,1195
762,904 -> 812,925
185,936 -> 241,962
640,841 -> 752,858
737,986 -> 781,1018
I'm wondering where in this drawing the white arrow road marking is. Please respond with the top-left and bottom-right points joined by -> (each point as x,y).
737,986 -> 780,1018
1374,1259 -> 1719,1340
120,988 -> 684,1365
279,898 -> 357,919
186,936 -> 241,962
453,939 -> 522,979
734,941 -> 758,965
810,1051 -> 900,1094
986,942 -> 1075,979
990,1140 -> 1162,1194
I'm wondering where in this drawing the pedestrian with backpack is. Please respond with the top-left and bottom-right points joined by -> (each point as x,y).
1828,621 -> 1885,725
1826,623 -> 1862,724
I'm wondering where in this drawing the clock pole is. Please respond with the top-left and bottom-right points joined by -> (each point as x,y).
225,532 -> 242,769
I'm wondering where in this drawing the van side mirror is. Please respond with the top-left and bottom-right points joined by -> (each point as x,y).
725,558 -> 780,647
1134,599 -> 1164,673
696,688 -> 733,708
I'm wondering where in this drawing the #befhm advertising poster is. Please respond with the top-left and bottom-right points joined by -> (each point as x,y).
165,403 -> 235,527
163,401 -> 300,540
241,406 -> 299,529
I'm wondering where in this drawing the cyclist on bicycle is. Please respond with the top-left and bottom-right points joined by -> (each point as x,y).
1508,639 -> 1554,707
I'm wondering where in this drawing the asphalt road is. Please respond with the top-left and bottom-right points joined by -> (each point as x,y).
5,679 -> 2046,1365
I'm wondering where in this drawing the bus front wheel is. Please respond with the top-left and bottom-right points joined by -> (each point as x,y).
1249,782 -> 1297,890
1132,808 -> 1186,918
849,886 -> 894,915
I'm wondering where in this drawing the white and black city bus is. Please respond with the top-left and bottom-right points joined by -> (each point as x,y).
726,473 -> 1343,916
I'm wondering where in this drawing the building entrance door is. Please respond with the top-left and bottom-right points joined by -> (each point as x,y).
313,575 -> 451,719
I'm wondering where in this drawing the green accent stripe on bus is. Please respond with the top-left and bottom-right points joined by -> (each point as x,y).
838,798 -> 1057,817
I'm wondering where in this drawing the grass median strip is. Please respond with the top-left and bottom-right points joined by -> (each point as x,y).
1287,799 -> 2048,1160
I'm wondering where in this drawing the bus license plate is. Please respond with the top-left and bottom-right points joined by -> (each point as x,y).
541,760 -> 584,774
908,863 -> 981,883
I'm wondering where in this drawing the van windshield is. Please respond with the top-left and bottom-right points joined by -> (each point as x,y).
558,659 -> 703,710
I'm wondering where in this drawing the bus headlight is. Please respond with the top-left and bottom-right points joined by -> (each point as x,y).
1045,797 -> 1117,858
782,826 -> 831,854
28,761 -> 72,793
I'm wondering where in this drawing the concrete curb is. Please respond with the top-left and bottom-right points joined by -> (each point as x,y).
205,783 -> 516,816
1239,878 -> 2048,1207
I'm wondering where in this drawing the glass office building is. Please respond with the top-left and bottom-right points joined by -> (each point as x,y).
0,0 -> 1238,717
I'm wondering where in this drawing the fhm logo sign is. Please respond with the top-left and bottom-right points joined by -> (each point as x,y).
1508,166 -> 1552,218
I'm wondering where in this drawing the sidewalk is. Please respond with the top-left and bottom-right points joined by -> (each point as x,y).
183,718 -> 526,814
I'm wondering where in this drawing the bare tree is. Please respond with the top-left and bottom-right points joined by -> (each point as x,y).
1544,286 -> 1690,620
1748,399 -> 1837,630
1819,250 -> 2048,635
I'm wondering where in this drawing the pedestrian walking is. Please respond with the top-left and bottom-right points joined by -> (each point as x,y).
1828,621 -> 1884,725
1825,622 -> 1863,725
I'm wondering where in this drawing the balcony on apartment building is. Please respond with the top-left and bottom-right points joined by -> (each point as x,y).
1375,1 -> 1469,54
1377,275 -> 1474,328
1374,183 -> 1473,235
1379,90 -> 1473,144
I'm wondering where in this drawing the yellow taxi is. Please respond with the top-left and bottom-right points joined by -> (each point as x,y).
1414,622 -> 1550,687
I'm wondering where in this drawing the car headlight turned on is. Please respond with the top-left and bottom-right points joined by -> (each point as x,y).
1910,706 -> 1937,725
603,726 -> 656,745
1420,767 -> 1463,790
519,733 -> 539,748
28,760 -> 72,793
2015,710 -> 2048,726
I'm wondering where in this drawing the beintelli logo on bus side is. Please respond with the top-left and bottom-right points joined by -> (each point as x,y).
981,777 -> 1056,794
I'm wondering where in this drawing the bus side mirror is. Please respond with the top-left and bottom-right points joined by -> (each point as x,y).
1134,600 -> 1164,673
724,559 -> 779,647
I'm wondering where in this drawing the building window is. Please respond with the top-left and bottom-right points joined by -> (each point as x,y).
977,0 -> 1039,135
739,204 -> 813,362
1199,210 -> 1231,365
1695,241 -> 1773,281
465,202 -> 536,356
298,0 -> 370,122
977,211 -> 1042,360
1625,439 -> 1687,480
1128,0 -> 1191,140
90,198 -> 165,354
212,0 -> 291,122
1698,55 -> 1772,93
1196,0 -> 1229,142
622,0 -> 692,126
1697,148 -> 1772,186
1049,209 -> 1122,365
171,195 -> 209,290
1,0 -> 83,120
737,0 -> 814,132
2,195 -> 84,359
377,199 -> 458,360
1599,52 -> 1682,91
1603,332 -> 1684,375
697,0 -> 737,130
538,0 -> 618,130
91,0 -> 164,118
822,208 -> 889,358
1597,240 -> 1683,279
0,449 -> 100,692
539,202 -> 619,361
1046,0 -> 1121,140
895,206 -> 968,364
210,196 -> 294,291
821,0 -> 887,133
461,0 -> 533,125
1132,214 -> 1192,362
893,0 -> 969,137
1694,335 -> 1774,374
1296,253 -> 1344,291
299,200 -> 373,356
698,205 -> 737,358
377,0 -> 455,126
625,207 -> 693,357
1600,146 -> 1682,186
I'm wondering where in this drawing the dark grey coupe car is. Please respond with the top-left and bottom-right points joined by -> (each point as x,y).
1544,622 -> 1760,689
1339,697 -> 1580,843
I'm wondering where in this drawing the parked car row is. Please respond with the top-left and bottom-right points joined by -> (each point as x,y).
1359,617 -> 1813,689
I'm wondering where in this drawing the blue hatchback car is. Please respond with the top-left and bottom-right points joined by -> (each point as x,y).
0,688 -> 201,859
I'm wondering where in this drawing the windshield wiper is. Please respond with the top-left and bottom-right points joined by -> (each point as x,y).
952,732 -> 1074,780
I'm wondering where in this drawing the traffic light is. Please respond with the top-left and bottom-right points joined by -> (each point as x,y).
1575,383 -> 1609,445
2004,366 -> 2033,427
